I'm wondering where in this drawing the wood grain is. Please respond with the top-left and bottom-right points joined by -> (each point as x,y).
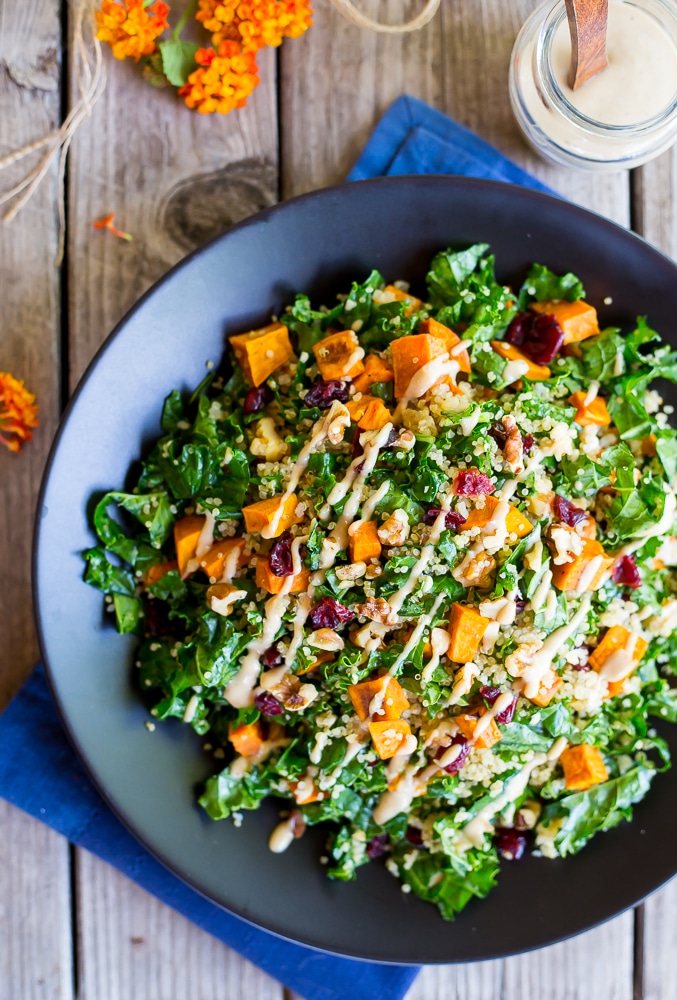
76,851 -> 283,1000
65,8 -> 282,995
629,143 -> 677,1000
0,1 -> 74,997
565,0 -> 609,90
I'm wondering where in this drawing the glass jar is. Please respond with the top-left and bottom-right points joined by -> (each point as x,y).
509,0 -> 677,170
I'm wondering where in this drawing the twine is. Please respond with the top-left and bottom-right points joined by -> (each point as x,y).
327,0 -> 442,33
0,0 -> 106,265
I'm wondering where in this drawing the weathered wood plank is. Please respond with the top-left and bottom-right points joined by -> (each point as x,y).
0,1 -> 75,997
407,912 -> 634,1000
629,144 -> 677,1000
0,0 -> 62,702
0,803 -> 73,1000
66,9 -> 282,995
76,850 -> 283,1000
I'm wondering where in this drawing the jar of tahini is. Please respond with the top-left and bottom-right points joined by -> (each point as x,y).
510,0 -> 677,169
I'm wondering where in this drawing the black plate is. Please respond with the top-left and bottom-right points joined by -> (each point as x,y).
34,177 -> 677,964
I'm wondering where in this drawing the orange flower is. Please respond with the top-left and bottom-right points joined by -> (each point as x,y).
0,373 -> 39,453
196,0 -> 312,51
96,0 -> 170,61
178,41 -> 260,114
93,212 -> 133,241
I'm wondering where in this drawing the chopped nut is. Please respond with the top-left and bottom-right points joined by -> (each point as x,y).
514,799 -> 542,830
285,682 -> 319,711
355,596 -> 399,625
391,429 -> 416,452
250,416 -> 289,462
336,561 -> 367,581
452,549 -> 496,588
378,508 -> 410,546
351,620 -> 389,649
365,563 -> 383,580
289,808 -> 307,838
502,415 -> 524,474
308,628 -> 345,651
326,401 -> 351,445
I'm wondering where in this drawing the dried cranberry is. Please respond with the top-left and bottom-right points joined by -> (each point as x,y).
309,597 -> 354,630
479,686 -> 517,724
573,662 -> 592,672
435,735 -> 470,775
506,310 -> 565,364
523,433 -> 535,453
243,383 -> 273,415
612,554 -> 641,590
261,644 -> 283,669
254,690 -> 283,716
423,507 -> 466,530
289,809 -> 306,838
366,834 -> 390,859
488,421 -> 508,448
494,827 -> 528,861
268,531 -> 293,577
553,494 -> 589,529
453,469 -> 495,496
143,598 -> 172,638
405,826 -> 423,846
304,379 -> 349,409
514,598 -> 527,613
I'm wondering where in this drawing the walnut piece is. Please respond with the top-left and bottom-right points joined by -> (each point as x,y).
502,415 -> 524,475
378,508 -> 410,546
307,627 -> 345,651
335,561 -> 367,581
452,550 -> 496,588
355,596 -> 398,625
250,416 -> 289,462
326,402 -> 351,445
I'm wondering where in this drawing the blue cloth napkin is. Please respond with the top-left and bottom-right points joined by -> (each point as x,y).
0,95 -> 552,1000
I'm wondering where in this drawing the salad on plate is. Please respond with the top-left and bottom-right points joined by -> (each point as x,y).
84,244 -> 677,920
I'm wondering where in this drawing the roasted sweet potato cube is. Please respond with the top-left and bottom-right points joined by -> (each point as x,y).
368,719 -> 413,759
531,299 -> 599,344
358,397 -> 392,430
447,603 -> 489,664
641,434 -> 657,457
255,560 -> 310,595
491,340 -> 551,381
568,391 -> 612,427
289,777 -> 322,804
455,711 -> 502,749
551,538 -> 612,592
229,720 -> 265,757
313,329 -> 365,380
560,744 -> 608,791
346,397 -> 371,421
229,322 -> 293,387
242,494 -> 302,536
199,538 -> 245,581
391,333 -> 449,399
174,515 -> 205,576
351,353 -> 394,394
461,495 -> 533,539
418,317 -> 471,373
348,520 -> 382,563
529,670 -> 563,707
348,676 -> 408,722
378,284 -> 423,317
143,559 -> 178,585
588,625 -> 648,682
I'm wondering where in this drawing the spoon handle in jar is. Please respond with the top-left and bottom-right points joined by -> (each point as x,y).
565,0 -> 609,90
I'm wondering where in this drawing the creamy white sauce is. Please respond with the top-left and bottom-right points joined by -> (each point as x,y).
218,540 -> 245,584
195,510 -> 216,558
268,818 -> 296,854
330,423 -> 393,549
573,553 -> 606,596
224,594 -> 291,707
518,594 -> 592,699
583,381 -> 600,407
530,568 -> 553,613
503,359 -> 529,383
284,593 -> 313,667
421,627 -> 451,686
618,489 -> 677,557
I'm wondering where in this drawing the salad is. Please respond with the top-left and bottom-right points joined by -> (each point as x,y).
84,244 -> 677,920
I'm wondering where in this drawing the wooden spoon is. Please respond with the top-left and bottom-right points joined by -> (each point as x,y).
565,0 -> 609,90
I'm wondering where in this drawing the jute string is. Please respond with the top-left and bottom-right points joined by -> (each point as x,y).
327,0 -> 442,32
0,0 -> 105,265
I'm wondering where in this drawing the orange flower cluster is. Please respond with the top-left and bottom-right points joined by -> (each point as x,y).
0,373 -> 39,454
96,0 -> 170,61
196,0 -> 312,51
179,41 -> 260,114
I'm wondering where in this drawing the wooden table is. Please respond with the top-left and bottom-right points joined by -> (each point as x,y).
1,0 -> 675,996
